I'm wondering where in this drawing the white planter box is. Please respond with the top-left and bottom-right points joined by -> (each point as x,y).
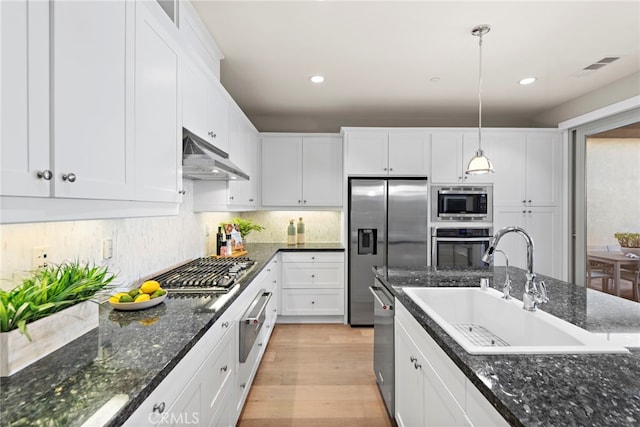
0,300 -> 99,377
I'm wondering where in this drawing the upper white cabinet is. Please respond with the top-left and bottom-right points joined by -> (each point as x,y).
183,59 -> 229,153
51,0 -> 135,200
262,135 -> 343,207
227,105 -> 260,209
431,132 -> 494,184
345,130 -> 430,176
491,131 -> 561,207
0,0 -> 50,198
134,0 -> 182,203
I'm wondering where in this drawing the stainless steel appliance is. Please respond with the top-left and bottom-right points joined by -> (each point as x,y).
431,227 -> 493,268
370,276 -> 394,419
348,178 -> 429,326
239,290 -> 272,362
150,257 -> 255,293
431,184 -> 493,222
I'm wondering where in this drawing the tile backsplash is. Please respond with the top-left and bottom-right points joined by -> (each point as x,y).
0,181 -> 343,290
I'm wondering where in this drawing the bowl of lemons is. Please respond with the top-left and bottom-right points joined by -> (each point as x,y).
108,280 -> 167,311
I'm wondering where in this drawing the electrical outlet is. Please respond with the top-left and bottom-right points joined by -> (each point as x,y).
31,246 -> 51,269
102,239 -> 113,260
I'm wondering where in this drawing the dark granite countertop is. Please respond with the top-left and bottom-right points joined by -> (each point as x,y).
376,265 -> 640,427
0,243 -> 343,427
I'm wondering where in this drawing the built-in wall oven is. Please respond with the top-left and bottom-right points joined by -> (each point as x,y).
431,185 -> 493,222
431,227 -> 493,268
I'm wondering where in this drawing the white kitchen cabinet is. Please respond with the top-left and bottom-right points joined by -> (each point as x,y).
280,252 -> 345,318
0,0 -> 50,198
431,132 -> 494,184
134,0 -> 182,203
52,0 -> 136,200
182,59 -> 230,153
395,311 -> 471,427
395,301 -> 508,427
492,132 -> 561,207
228,106 -> 260,209
493,206 -> 560,278
261,135 -> 343,207
345,130 -> 430,176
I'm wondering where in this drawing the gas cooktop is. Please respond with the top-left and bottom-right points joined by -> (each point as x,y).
149,257 -> 255,295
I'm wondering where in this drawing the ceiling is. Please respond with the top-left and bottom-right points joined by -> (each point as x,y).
191,1 -> 640,133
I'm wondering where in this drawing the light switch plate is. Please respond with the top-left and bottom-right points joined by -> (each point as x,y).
31,246 -> 51,269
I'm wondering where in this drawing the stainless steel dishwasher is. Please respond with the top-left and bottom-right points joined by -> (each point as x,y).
370,276 -> 394,419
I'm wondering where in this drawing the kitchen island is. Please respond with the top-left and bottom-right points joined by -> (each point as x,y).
0,243 -> 343,427
378,265 -> 640,426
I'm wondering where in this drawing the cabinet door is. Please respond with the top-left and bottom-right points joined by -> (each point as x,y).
431,133 -> 462,183
423,358 -> 471,427
345,132 -> 388,175
0,0 -> 50,197
490,132 -> 527,206
228,124 -> 259,208
134,0 -> 181,202
302,136 -> 343,206
261,136 -> 303,206
208,80 -> 230,154
388,132 -> 430,176
493,206 -> 559,278
395,319 -> 425,427
52,0 -> 135,200
182,60 -> 209,140
526,133 -> 561,206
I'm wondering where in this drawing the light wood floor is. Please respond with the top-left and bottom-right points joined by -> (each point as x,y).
237,324 -> 394,427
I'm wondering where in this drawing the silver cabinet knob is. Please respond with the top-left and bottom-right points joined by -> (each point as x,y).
229,196 -> 235,200
389,168 -> 393,171
222,321 -> 229,328
36,170 -> 53,180
152,402 -> 166,414
178,190 -> 186,195
522,210 -> 526,214
522,200 -> 526,204
62,173 -> 76,182
311,274 -> 315,278
240,383 -> 246,389
413,361 -> 422,370
311,301 -> 315,305
220,365 -> 228,372
410,356 -> 417,363
528,200 -> 532,203
249,198 -> 254,202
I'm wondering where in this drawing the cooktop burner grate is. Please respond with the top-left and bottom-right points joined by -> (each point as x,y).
150,257 -> 254,294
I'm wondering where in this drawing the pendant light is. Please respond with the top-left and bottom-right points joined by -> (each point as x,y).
465,24 -> 495,175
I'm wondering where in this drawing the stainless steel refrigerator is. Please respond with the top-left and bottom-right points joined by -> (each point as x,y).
348,178 -> 429,325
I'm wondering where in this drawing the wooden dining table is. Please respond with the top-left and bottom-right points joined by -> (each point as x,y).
587,251 -> 640,297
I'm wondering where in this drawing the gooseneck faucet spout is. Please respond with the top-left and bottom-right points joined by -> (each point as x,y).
482,226 -> 548,311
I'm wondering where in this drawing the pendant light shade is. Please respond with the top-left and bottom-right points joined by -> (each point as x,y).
465,24 -> 495,175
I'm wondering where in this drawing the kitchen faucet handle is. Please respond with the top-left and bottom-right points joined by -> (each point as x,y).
538,280 -> 548,303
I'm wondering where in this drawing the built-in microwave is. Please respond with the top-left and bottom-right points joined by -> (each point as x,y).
431,185 -> 493,222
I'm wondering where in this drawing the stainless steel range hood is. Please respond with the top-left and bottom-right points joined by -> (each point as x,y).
182,128 -> 250,181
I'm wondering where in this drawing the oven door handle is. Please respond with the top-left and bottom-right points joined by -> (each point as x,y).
369,286 -> 392,311
433,237 -> 491,242
243,291 -> 272,329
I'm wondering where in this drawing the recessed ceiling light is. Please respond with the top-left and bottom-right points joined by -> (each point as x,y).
310,75 -> 325,83
518,77 -> 537,85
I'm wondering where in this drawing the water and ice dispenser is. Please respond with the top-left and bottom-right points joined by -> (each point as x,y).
358,229 -> 377,255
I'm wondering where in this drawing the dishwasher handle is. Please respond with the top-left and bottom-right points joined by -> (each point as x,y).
369,286 -> 393,311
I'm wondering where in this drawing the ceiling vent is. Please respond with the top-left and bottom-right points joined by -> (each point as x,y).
582,57 -> 620,71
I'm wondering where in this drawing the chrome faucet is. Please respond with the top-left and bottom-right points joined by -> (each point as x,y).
482,226 -> 548,311
493,249 -> 512,300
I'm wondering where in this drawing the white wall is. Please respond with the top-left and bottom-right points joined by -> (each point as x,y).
586,137 -> 640,247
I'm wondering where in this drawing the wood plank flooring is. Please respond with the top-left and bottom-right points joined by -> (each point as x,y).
237,324 -> 393,427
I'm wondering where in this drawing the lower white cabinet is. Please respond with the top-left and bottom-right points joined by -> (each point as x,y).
395,300 -> 508,427
280,252 -> 345,317
126,256 -> 280,427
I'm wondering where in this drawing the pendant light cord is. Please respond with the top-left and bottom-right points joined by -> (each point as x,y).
478,32 -> 483,153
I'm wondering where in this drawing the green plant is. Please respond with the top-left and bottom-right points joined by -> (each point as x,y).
221,217 -> 265,238
0,261 -> 115,339
614,232 -> 640,248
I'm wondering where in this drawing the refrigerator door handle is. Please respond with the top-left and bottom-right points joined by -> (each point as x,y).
369,286 -> 392,310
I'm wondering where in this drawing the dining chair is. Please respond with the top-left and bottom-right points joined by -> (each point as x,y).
586,245 -> 614,292
619,262 -> 640,302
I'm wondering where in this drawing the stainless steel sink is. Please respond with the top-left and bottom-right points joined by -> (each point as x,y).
403,287 -> 630,354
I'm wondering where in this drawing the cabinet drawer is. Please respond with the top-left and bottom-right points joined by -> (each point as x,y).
281,251 -> 344,263
281,289 -> 344,316
198,324 -> 235,412
281,262 -> 344,289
